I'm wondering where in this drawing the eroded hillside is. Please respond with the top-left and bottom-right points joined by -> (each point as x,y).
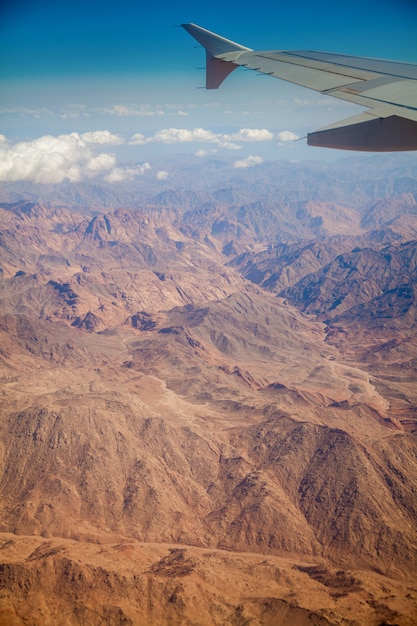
1,156 -> 417,625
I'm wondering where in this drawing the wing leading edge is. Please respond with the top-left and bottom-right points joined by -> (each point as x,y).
181,23 -> 417,151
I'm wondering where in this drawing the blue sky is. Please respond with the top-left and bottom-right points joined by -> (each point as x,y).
1,0 -> 416,183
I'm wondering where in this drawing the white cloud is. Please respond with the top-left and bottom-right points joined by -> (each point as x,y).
146,127 -> 241,150
86,153 -> 116,172
156,170 -> 169,180
0,131 -> 148,184
60,104 -> 90,119
0,106 -> 54,118
89,103 -> 196,118
104,162 -> 151,183
129,133 -> 146,145
277,131 -> 300,143
81,130 -> 123,145
128,127 -> 274,150
101,104 -> 165,117
230,128 -> 274,142
151,128 -> 215,144
234,155 -> 264,169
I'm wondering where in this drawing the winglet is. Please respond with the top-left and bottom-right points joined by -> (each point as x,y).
181,23 -> 252,89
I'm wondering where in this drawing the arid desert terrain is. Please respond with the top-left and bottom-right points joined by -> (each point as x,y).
1,154 -> 417,625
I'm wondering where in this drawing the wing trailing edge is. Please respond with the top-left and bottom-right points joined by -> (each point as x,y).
181,23 -> 417,151
308,114 -> 417,151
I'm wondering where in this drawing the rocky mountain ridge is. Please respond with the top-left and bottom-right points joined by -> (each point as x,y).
1,156 -> 417,625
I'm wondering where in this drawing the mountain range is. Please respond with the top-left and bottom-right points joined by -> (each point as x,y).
1,153 -> 417,625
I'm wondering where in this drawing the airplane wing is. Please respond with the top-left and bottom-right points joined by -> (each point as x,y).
181,23 -> 417,151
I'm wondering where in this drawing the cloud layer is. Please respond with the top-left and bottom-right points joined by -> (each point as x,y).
0,126 -> 299,183
129,127 -> 274,150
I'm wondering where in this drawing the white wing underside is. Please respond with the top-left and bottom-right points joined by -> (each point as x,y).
182,23 -> 417,151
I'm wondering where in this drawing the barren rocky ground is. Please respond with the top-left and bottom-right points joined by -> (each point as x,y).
1,155 -> 417,625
